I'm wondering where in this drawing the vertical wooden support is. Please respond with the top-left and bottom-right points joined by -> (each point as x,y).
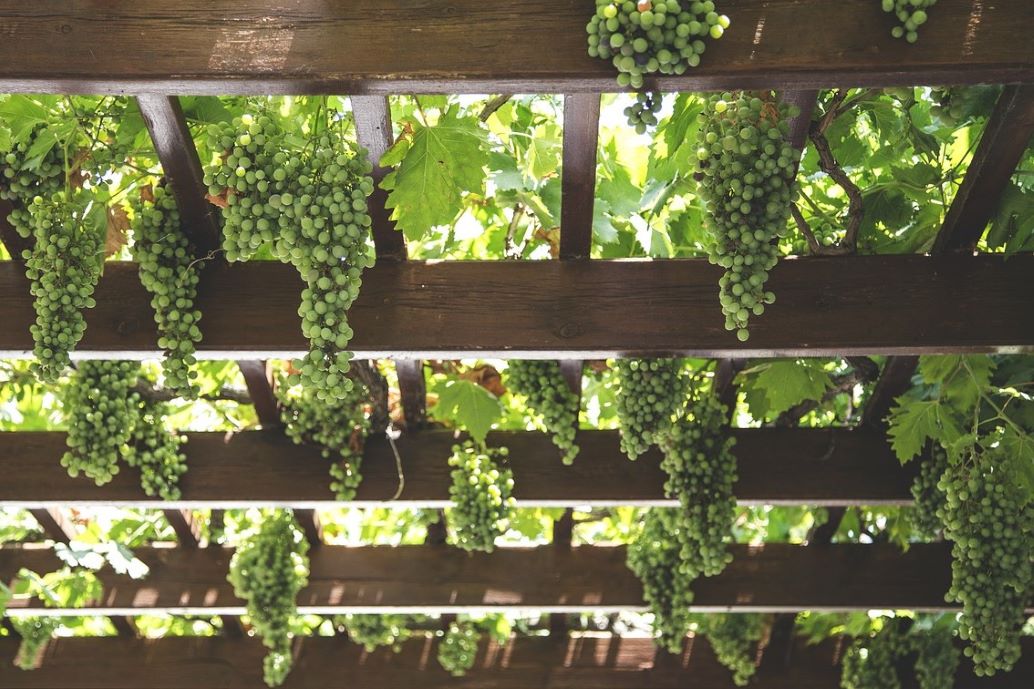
238,360 -> 281,428
395,359 -> 427,431
559,94 -> 600,260
162,509 -> 201,548
352,95 -> 407,261
29,509 -> 75,543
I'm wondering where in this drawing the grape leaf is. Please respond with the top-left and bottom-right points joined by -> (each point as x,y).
429,378 -> 502,445
380,109 -> 489,242
740,360 -> 833,419
0,122 -> 11,153
524,122 -> 561,180
886,398 -> 964,463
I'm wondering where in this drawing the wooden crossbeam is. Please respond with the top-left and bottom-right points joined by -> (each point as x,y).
0,428 -> 915,508
4,543 -> 1020,616
0,1 -> 1031,94
2,635 -> 1030,689
559,94 -> 600,260
162,509 -> 201,548
27,509 -> 75,543
0,255 -> 1029,359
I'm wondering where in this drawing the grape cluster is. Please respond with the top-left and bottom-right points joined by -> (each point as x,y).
929,86 -> 1001,127
880,0 -> 936,43
204,109 -> 375,401
506,360 -> 580,465
61,360 -> 141,485
625,91 -> 662,134
437,620 -> 481,677
912,626 -> 960,689
937,445 -> 1033,676
658,381 -> 736,580
841,622 -> 908,689
0,127 -> 65,240
24,193 -> 105,381
694,92 -> 800,342
10,617 -> 59,670
338,614 -> 414,652
697,614 -> 764,686
227,509 -> 310,687
122,397 -> 188,501
614,358 -> 686,460
276,375 -> 371,500
130,186 -> 204,398
626,508 -> 694,651
447,441 -> 516,552
910,444 -> 947,539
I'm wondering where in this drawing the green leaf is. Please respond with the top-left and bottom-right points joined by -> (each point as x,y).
886,398 -> 964,463
429,378 -> 502,445
0,122 -> 11,153
524,122 -> 561,180
381,111 -> 489,241
998,426 -> 1034,499
740,360 -> 833,419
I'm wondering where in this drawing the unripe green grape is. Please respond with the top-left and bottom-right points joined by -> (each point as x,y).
614,358 -> 686,460
438,620 -> 481,676
880,0 -> 938,42
698,614 -> 764,686
506,360 -> 580,465
447,441 -> 516,552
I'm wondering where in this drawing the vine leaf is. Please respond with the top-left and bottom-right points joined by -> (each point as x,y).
380,108 -> 489,242
886,398 -> 964,464
429,378 -> 502,445
738,360 -> 833,419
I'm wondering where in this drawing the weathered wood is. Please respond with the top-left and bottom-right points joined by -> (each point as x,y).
781,90 -> 820,154
2,543 -> 1013,615
294,509 -> 324,547
932,84 -> 1034,253
135,95 -> 221,254
559,93 -> 599,260
0,1 -> 1031,94
28,509 -> 75,543
0,428 -> 916,508
352,95 -> 406,260
109,616 -> 138,637
162,509 -> 201,548
237,359 -> 280,427
0,255 -> 1030,358
861,356 -> 919,429
395,359 -> 427,430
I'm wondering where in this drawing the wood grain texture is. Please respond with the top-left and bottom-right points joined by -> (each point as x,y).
0,255 -> 1030,358
236,359 -> 280,427
0,428 -> 916,507
1,543 -> 1010,614
0,1 -> 1031,94
559,93 -> 599,260
352,95 -> 406,260
1,635 -> 1030,689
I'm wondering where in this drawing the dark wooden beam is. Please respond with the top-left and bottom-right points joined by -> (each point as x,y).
861,356 -> 919,430
1,1 -> 1031,94
549,509 -> 575,636
109,616 -> 138,638
352,95 -> 406,261
559,93 -> 599,260
395,360 -> 426,431
294,509 -> 324,547
0,428 -> 917,508
162,509 -> 201,548
237,360 -> 280,427
28,509 -> 75,543
931,84 -> 1034,253
135,95 -> 221,254
0,255 -> 1030,358
3,543 -> 1014,615
781,90 -> 820,154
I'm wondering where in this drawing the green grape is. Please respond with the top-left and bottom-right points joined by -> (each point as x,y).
841,622 -> 908,689
880,0 -> 937,43
23,193 -> 105,382
437,620 -> 480,677
694,92 -> 800,341
937,444 -> 1033,676
337,614 -> 416,652
626,508 -> 694,652
61,360 -> 141,485
912,626 -> 960,689
614,358 -> 686,460
130,185 -> 204,398
698,614 -> 764,686
227,509 -> 310,687
506,360 -> 580,465
11,616 -> 59,671
447,441 -> 515,552
928,86 -> 1002,127
910,444 -> 947,539
203,107 -> 375,401
0,127 -> 64,240
587,0 -> 730,131
276,375 -> 371,500
122,396 -> 187,501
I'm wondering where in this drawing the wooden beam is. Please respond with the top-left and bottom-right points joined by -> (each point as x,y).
237,360 -> 280,427
395,359 -> 426,430
28,509 -> 75,543
1,635 -> 1030,689
559,94 -> 599,260
931,85 -> 1034,253
162,509 -> 201,548
109,616 -> 138,638
861,356 -> 919,430
0,255 -> 1030,359
781,90 -> 820,154
3,543 -> 1014,615
0,428 -> 917,508
1,1 -> 1031,94
294,509 -> 324,547
135,95 -> 221,254
352,95 -> 406,261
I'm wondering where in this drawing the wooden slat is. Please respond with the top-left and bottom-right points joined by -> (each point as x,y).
861,356 -> 919,430
932,84 -> 1034,253
0,428 -> 916,508
28,509 -> 75,543
352,95 -> 406,260
0,255 -> 1030,358
781,90 -> 819,153
2,635 -> 1031,689
4,543 -> 1017,615
294,509 -> 324,547
1,1 -> 1032,94
559,93 -> 599,260
395,359 -> 426,430
109,616 -> 138,637
237,359 -> 280,427
135,95 -> 220,254
162,509 -> 201,548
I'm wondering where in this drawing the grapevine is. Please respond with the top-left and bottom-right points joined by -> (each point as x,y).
10,617 -> 59,671
204,106 -> 375,401
447,440 -> 515,552
937,443 -> 1033,676
227,509 -> 310,687
693,92 -> 800,341
437,619 -> 480,677
130,185 -> 204,398
697,614 -> 764,687
121,397 -> 188,501
506,360 -> 580,465
337,614 -> 414,652
880,0 -> 937,43
626,508 -> 694,652
276,375 -> 371,500
614,358 -> 686,460
0,126 -> 65,241
909,444 -> 947,539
